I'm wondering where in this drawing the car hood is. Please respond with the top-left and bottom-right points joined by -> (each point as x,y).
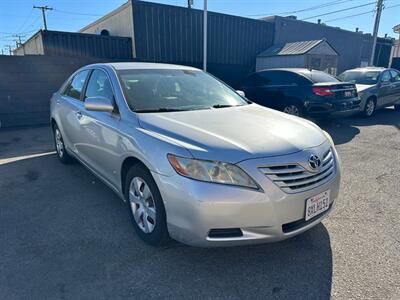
356,84 -> 374,92
138,104 -> 326,163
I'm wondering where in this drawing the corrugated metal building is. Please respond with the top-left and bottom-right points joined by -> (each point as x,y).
256,39 -> 339,74
80,0 -> 275,86
262,16 -> 393,73
13,30 -> 133,59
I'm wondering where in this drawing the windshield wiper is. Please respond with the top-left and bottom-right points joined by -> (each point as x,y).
211,104 -> 236,109
211,103 -> 250,109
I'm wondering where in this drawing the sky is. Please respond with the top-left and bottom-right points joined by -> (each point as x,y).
0,0 -> 399,54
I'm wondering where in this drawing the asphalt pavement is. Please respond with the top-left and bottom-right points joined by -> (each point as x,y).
0,108 -> 399,299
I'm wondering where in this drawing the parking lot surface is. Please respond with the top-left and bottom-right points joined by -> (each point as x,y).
1,109 -> 399,299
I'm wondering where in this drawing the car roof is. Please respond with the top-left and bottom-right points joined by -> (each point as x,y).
256,68 -> 327,75
343,67 -> 387,72
87,62 -> 200,71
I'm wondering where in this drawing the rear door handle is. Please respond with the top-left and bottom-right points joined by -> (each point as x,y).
75,111 -> 82,120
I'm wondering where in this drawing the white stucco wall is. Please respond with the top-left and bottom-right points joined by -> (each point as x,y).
79,1 -> 135,57
14,33 -> 44,56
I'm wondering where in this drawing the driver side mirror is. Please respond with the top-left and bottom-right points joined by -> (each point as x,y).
236,90 -> 246,98
84,96 -> 114,113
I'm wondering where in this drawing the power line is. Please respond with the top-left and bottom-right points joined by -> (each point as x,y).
324,3 -> 400,23
325,10 -> 374,22
52,9 -> 103,17
249,0 -> 355,17
301,2 -> 376,21
15,8 -> 34,34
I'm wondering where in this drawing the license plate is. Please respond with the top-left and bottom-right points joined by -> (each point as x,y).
344,90 -> 353,97
305,190 -> 330,221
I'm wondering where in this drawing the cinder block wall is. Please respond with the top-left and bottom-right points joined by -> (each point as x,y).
0,55 -> 127,128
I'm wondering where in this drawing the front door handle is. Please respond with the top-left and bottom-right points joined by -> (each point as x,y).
76,111 -> 82,120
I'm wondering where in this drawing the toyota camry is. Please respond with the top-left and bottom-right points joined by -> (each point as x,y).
50,63 -> 341,247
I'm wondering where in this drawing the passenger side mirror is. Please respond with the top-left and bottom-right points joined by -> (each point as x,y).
236,90 -> 246,97
84,96 -> 114,113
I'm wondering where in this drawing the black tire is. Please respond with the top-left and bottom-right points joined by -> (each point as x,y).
282,102 -> 303,117
53,124 -> 75,164
124,164 -> 170,246
394,104 -> 400,111
363,97 -> 376,117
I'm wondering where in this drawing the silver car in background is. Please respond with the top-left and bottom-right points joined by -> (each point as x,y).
50,63 -> 341,247
338,67 -> 400,117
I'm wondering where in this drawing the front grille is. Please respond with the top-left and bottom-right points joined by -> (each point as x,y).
259,148 -> 335,193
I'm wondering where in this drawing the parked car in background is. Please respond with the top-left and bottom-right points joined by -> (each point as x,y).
239,68 -> 360,117
338,67 -> 400,117
50,62 -> 341,247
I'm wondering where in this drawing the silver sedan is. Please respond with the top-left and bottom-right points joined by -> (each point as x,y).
50,63 -> 341,247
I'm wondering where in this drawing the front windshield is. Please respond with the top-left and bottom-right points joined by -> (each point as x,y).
117,69 -> 248,112
338,71 -> 380,85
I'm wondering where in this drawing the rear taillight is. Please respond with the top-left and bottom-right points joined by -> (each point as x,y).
312,87 -> 334,96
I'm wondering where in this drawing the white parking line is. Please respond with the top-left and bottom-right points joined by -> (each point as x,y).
0,151 -> 56,165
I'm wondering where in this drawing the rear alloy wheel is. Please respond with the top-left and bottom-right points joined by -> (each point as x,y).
53,124 -> 74,164
283,104 -> 302,117
364,98 -> 375,117
125,164 -> 169,246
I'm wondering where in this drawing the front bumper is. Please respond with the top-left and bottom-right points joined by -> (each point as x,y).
152,142 -> 341,247
305,97 -> 361,116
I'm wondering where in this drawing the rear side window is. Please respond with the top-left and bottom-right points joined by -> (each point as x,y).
258,71 -> 310,86
85,69 -> 114,101
303,71 -> 339,83
63,70 -> 90,100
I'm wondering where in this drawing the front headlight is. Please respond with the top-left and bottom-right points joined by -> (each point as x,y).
167,154 -> 259,189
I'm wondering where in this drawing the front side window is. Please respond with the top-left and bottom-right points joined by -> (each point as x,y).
117,69 -> 248,112
389,70 -> 400,82
85,69 -> 114,101
380,71 -> 391,83
338,71 -> 381,85
64,70 -> 90,100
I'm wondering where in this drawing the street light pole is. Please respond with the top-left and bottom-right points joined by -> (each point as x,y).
369,0 -> 384,66
203,0 -> 207,71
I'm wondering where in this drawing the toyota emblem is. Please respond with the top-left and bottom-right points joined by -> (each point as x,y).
308,154 -> 321,170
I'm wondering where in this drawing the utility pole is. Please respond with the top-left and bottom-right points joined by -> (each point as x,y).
203,0 -> 207,71
187,0 -> 193,9
5,45 -> 12,55
369,0 -> 384,66
33,5 -> 53,30
13,34 -> 23,45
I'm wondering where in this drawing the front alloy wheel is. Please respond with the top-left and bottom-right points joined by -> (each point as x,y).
364,98 -> 375,117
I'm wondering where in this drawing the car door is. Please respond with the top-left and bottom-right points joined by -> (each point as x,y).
58,69 -> 91,154
377,70 -> 393,107
240,73 -> 270,106
241,71 -> 283,110
389,70 -> 400,104
76,68 -> 122,187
